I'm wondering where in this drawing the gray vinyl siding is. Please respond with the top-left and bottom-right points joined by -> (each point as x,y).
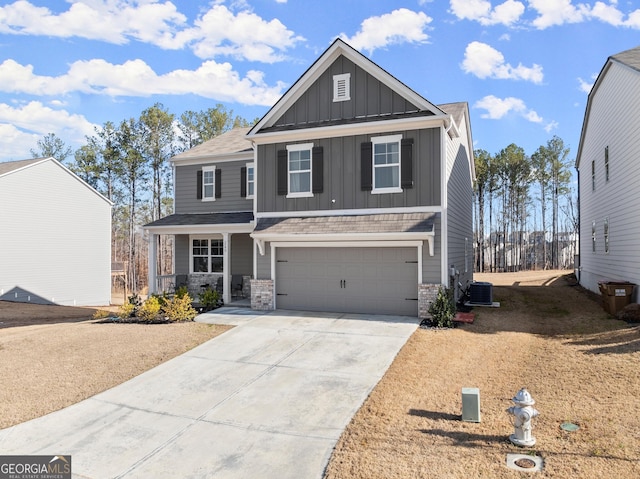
257,128 -> 441,213
422,213 -> 442,283
175,160 -> 252,214
175,235 -> 189,275
273,56 -> 420,127
256,246 -> 272,280
578,60 -> 640,301
0,159 -> 111,306
231,234 -> 253,276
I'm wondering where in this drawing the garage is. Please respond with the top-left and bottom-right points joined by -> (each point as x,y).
275,247 -> 419,316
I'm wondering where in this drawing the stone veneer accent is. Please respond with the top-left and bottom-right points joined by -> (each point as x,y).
186,274 -> 222,298
418,283 -> 441,319
251,279 -> 274,310
242,275 -> 252,299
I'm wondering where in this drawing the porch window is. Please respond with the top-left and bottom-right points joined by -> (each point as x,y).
192,238 -> 223,273
372,134 -> 402,193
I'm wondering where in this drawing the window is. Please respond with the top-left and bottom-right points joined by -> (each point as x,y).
191,238 -> 223,273
604,146 -> 609,182
246,163 -> 254,198
592,221 -> 596,253
604,217 -> 609,254
202,166 -> 215,200
372,135 -> 402,193
591,160 -> 595,191
333,73 -> 350,102
287,143 -> 313,197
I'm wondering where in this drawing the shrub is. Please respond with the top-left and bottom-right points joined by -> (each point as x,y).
151,292 -> 169,308
428,286 -> 455,328
175,286 -> 189,299
138,296 -> 162,322
164,293 -> 197,322
92,309 -> 111,320
117,302 -> 136,319
198,287 -> 220,310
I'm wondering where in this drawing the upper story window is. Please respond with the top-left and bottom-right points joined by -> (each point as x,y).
333,73 -> 350,102
246,163 -> 254,198
372,134 -> 402,194
286,143 -> 313,198
604,146 -> 609,182
202,166 -> 215,200
192,237 -> 223,273
591,159 -> 595,191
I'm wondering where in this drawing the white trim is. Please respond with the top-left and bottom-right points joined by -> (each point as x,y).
286,142 -> 314,197
171,150 -> 253,167
245,162 -> 255,199
202,165 -> 216,201
189,234 -> 224,274
144,222 -> 254,235
255,205 -> 443,219
371,133 -> 402,194
440,125 -> 449,285
333,73 -> 351,102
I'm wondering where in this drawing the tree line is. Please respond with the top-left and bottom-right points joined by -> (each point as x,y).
31,104 -> 255,294
474,136 -> 578,273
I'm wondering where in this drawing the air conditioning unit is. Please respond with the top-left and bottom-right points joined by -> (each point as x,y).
470,282 -> 493,305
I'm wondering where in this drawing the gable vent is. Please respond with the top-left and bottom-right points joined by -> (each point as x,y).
333,73 -> 350,102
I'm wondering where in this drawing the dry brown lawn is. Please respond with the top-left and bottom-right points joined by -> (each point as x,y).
0,301 -> 230,429
324,270 -> 640,479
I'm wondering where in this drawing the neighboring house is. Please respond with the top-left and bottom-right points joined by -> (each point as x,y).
576,45 -> 640,302
0,157 -> 112,306
146,39 -> 475,318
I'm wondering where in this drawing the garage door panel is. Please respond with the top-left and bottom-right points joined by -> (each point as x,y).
276,247 -> 418,316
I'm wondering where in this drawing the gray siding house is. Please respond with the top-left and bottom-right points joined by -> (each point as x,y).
0,157 -> 112,306
146,39 -> 475,318
576,46 -> 640,301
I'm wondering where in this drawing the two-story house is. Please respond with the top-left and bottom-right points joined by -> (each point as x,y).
576,45 -> 640,302
145,39 -> 475,318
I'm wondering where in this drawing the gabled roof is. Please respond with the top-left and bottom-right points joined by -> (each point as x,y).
172,127 -> 252,163
0,157 -> 112,205
576,45 -> 640,168
247,38 -> 446,137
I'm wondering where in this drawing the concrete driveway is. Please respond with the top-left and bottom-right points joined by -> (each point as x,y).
0,308 -> 418,478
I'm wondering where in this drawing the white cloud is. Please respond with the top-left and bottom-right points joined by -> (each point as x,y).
0,1 -> 303,62
0,123 -> 40,161
0,58 -> 287,106
578,75 -> 596,94
449,0 -> 525,26
474,95 -> 544,123
544,120 -> 559,132
340,8 -> 432,55
528,0 -> 588,29
461,42 -> 543,83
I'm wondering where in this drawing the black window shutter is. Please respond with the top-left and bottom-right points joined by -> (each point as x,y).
312,146 -> 323,194
215,168 -> 222,198
196,170 -> 203,199
401,138 -> 414,189
361,142 -> 373,191
240,166 -> 247,197
277,149 -> 288,195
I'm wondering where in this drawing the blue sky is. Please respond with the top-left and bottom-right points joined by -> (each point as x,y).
0,0 -> 639,166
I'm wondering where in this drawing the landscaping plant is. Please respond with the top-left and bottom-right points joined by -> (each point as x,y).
198,287 -> 221,311
163,292 -> 198,322
428,286 -> 455,328
137,296 -> 162,322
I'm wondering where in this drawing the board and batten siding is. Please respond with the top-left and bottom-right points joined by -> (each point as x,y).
0,160 -> 111,306
578,60 -> 640,301
257,128 -> 441,213
174,160 -> 253,214
272,56 -> 420,128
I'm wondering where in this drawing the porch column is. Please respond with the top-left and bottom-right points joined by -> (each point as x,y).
148,233 -> 157,295
223,232 -> 231,304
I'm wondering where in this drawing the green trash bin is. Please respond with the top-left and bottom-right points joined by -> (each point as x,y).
598,281 -> 635,315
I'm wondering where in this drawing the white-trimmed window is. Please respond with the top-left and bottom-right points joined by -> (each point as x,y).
605,146 -> 609,182
592,221 -> 596,253
202,166 -> 215,200
372,134 -> 402,193
604,217 -> 609,254
591,160 -> 595,191
191,237 -> 223,273
287,143 -> 313,198
333,73 -> 350,102
246,163 -> 255,198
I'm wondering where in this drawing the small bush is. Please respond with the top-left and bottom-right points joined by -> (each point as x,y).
428,286 -> 455,328
175,286 -> 189,299
92,309 -> 111,320
117,302 -> 136,319
151,292 -> 169,308
138,296 -> 162,322
164,293 -> 197,322
198,287 -> 220,310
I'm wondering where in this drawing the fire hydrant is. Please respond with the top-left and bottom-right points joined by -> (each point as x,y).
506,388 -> 539,447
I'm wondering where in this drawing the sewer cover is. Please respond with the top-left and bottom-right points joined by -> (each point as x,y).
560,422 -> 580,432
506,454 -> 543,472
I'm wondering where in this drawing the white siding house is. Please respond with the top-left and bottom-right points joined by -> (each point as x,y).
576,46 -> 640,301
0,158 -> 112,306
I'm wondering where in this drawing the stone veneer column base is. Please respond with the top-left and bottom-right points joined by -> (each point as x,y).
418,283 -> 441,320
251,279 -> 274,311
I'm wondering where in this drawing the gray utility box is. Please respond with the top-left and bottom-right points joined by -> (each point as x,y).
462,387 -> 481,422
470,282 -> 493,304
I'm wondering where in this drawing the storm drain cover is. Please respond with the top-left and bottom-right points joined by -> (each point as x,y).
506,454 -> 543,472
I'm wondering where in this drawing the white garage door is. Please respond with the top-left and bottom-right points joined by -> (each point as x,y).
275,247 -> 418,316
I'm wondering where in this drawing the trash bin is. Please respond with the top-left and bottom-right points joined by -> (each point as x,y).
598,281 -> 635,315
